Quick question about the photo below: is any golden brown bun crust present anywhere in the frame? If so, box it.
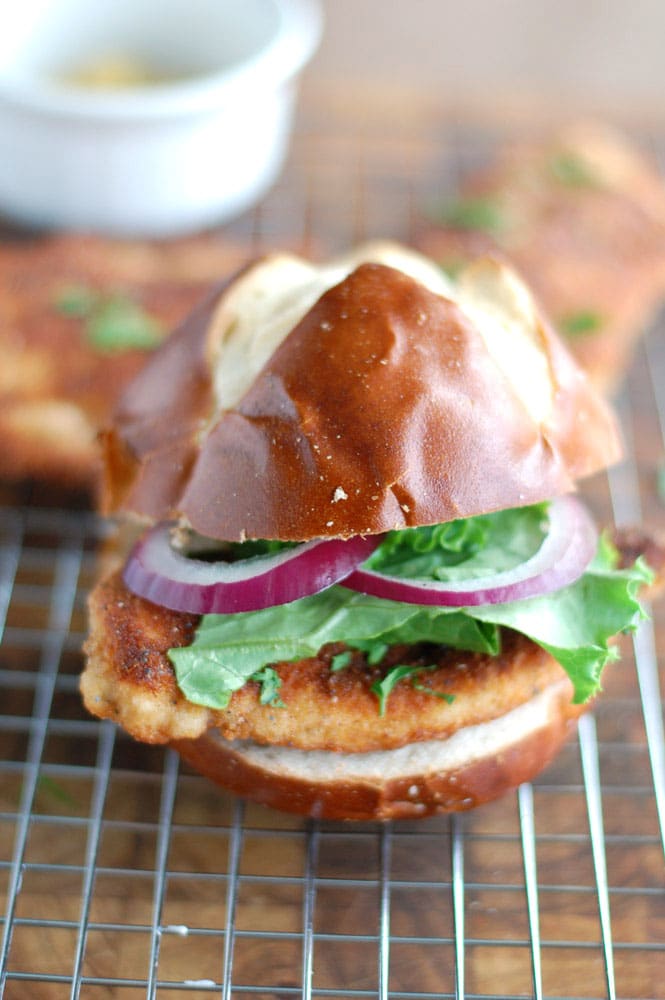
[417,124,665,393]
[172,691,582,820]
[103,258,620,541]
[0,233,244,491]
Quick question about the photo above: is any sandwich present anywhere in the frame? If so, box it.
[0,232,243,491]
[417,122,665,392]
[82,241,654,820]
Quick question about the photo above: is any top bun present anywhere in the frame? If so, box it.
[102,242,621,541]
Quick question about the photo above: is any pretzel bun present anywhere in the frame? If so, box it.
[171,678,584,820]
[101,242,620,541]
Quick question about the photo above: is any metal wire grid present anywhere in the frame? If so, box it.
[1,114,664,999]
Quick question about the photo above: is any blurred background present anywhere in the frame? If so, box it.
[2,0,662,236]
[309,0,665,118]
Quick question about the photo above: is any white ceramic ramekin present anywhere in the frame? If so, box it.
[0,0,322,235]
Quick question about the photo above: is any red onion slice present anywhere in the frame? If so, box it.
[343,495,597,607]
[123,526,381,614]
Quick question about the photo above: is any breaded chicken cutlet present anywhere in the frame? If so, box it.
[0,233,244,491]
[417,122,665,392]
[83,242,656,821]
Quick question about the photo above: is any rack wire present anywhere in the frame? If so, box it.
[1,98,664,999]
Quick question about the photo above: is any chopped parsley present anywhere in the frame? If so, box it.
[36,775,79,808]
[365,642,389,665]
[559,310,603,338]
[370,664,455,716]
[55,285,98,317]
[332,642,457,713]
[330,650,353,672]
[412,681,456,704]
[371,664,427,715]
[439,258,466,281]
[54,285,163,352]
[251,666,285,708]
[437,195,505,235]
[548,152,600,188]
[86,296,163,351]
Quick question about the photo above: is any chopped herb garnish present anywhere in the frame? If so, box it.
[366,642,389,666]
[86,296,163,351]
[548,152,600,188]
[54,284,98,317]
[437,196,505,235]
[54,286,163,353]
[251,666,285,708]
[411,681,456,704]
[36,775,79,808]
[349,639,392,667]
[371,664,426,716]
[559,310,603,338]
[439,258,465,281]
[371,663,454,715]
[330,650,353,672]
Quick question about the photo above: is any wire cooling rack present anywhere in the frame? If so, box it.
[1,98,665,999]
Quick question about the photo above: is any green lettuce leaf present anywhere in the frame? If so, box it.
[470,536,651,702]
[169,587,498,709]
[367,503,548,580]
[168,509,650,712]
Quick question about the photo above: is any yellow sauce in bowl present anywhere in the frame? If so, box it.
[56,55,182,89]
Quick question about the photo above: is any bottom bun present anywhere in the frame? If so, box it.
[172,677,585,820]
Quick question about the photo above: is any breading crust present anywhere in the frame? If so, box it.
[82,569,571,752]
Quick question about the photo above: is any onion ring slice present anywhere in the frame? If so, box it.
[123,526,381,614]
[343,495,597,607]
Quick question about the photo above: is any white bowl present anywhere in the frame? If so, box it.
[0,0,322,235]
